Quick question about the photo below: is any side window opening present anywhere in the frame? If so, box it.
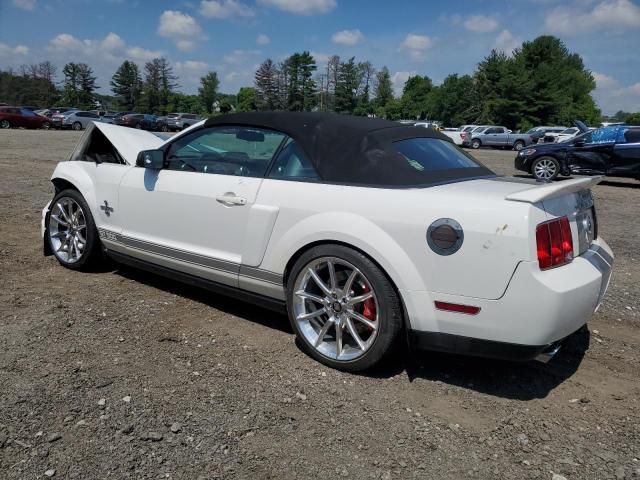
[165,126,286,177]
[268,139,319,181]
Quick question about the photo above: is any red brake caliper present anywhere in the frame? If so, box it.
[360,284,376,327]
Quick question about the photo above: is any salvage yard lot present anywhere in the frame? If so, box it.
[0,129,638,480]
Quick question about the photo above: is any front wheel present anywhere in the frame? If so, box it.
[72,122,82,131]
[47,189,103,270]
[471,139,481,149]
[286,245,402,372]
[0,119,11,129]
[532,156,560,182]
[42,121,51,130]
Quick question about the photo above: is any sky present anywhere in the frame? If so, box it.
[0,0,639,114]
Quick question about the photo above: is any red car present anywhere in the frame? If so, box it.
[0,107,51,129]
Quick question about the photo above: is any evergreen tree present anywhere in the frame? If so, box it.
[110,60,142,111]
[61,62,97,108]
[198,71,219,114]
[373,66,393,109]
[254,59,280,110]
[283,51,316,111]
[334,57,359,113]
[142,58,178,114]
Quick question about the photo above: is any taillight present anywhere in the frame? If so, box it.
[460,132,466,139]
[536,216,573,270]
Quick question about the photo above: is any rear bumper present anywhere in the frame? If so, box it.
[402,238,613,354]
[410,330,568,361]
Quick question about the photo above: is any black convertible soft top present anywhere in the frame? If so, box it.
[204,112,494,187]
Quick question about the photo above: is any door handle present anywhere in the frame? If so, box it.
[216,192,247,206]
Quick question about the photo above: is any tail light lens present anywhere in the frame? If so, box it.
[460,132,466,139]
[536,216,573,270]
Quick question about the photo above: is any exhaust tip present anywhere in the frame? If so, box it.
[535,343,562,363]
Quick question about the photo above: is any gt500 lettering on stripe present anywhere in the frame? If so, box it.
[98,228,120,242]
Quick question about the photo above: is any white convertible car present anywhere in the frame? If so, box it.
[42,113,613,371]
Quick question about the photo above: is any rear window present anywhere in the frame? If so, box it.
[183,114,197,119]
[393,138,484,173]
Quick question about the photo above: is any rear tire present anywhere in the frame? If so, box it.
[72,122,82,131]
[47,189,103,271]
[513,140,525,151]
[532,156,560,182]
[286,244,402,372]
[0,119,11,129]
[471,139,481,149]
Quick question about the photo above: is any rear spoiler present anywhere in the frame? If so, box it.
[505,176,603,203]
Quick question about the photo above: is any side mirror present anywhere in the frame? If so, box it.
[136,149,164,169]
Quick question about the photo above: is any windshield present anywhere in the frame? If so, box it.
[561,128,577,134]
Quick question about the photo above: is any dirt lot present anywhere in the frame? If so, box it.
[1,129,639,480]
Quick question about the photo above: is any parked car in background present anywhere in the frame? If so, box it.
[466,126,534,150]
[51,108,80,128]
[458,124,478,133]
[0,106,51,129]
[166,113,202,131]
[515,125,640,181]
[526,126,567,144]
[114,113,164,131]
[61,111,103,130]
[554,127,581,143]
[42,112,612,371]
[441,129,466,145]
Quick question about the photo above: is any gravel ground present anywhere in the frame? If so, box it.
[0,129,639,480]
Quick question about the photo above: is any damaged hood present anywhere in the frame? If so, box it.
[92,122,166,165]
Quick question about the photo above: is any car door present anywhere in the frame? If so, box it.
[117,125,287,288]
[20,108,39,128]
[609,128,640,177]
[483,127,501,146]
[567,131,612,174]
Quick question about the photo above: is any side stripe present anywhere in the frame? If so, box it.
[99,228,283,285]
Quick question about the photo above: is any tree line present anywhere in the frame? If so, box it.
[252,36,605,130]
[1,35,637,128]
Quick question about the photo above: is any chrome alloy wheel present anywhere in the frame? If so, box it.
[49,197,87,264]
[293,257,379,362]
[534,158,557,180]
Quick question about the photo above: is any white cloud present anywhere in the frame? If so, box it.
[391,70,415,95]
[593,71,618,89]
[12,0,36,10]
[126,46,162,63]
[101,32,125,51]
[400,34,432,50]
[592,73,640,114]
[257,0,336,15]
[464,15,499,33]
[256,33,270,45]
[399,34,433,62]
[48,32,161,65]
[0,42,29,57]
[331,29,364,46]
[310,51,331,64]
[199,0,255,19]
[175,60,210,78]
[494,29,521,55]
[157,10,204,51]
[223,49,261,65]
[545,0,640,35]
